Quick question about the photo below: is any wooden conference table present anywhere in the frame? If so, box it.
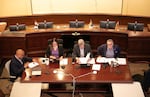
[21,58,132,93]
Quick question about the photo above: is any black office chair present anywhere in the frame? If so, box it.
[48,38,63,47]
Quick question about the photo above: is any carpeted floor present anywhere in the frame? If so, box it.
[0,62,149,97]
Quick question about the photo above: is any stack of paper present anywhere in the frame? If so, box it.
[96,57,126,65]
[59,58,68,65]
[116,58,126,65]
[28,62,39,68]
[31,66,42,76]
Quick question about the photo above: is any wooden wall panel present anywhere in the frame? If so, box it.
[0,37,25,58]
[26,32,61,57]
[0,14,150,27]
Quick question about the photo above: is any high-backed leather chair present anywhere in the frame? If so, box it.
[48,38,63,47]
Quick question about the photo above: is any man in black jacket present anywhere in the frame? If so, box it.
[10,49,32,81]
[72,39,93,63]
[97,39,120,58]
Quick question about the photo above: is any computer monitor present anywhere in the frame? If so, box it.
[9,24,26,31]
[127,23,135,31]
[108,21,116,29]
[38,22,53,29]
[18,24,26,30]
[38,22,45,29]
[9,25,18,31]
[69,21,84,28]
[136,23,144,31]
[46,22,53,28]
[100,21,116,29]
[77,21,84,28]
[100,21,108,28]
[128,23,144,31]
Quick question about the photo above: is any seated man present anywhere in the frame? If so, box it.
[97,39,120,58]
[72,39,93,63]
[10,49,33,81]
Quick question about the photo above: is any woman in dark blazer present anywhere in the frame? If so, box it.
[46,39,63,60]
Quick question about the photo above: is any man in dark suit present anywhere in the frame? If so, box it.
[10,49,32,81]
[97,39,120,58]
[72,39,93,63]
[143,68,150,92]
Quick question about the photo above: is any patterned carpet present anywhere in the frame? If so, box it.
[0,62,149,97]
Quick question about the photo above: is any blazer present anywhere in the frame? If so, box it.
[46,45,63,58]
[97,44,120,58]
[10,56,32,80]
[72,43,93,59]
[143,69,150,92]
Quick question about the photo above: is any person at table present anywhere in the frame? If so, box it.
[72,39,93,63]
[10,49,33,81]
[45,38,63,60]
[97,39,120,58]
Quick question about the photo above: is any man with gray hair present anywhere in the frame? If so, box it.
[72,39,92,62]
[97,39,120,58]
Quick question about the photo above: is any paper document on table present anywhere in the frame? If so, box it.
[31,66,42,76]
[85,52,90,59]
[32,71,41,76]
[87,58,95,64]
[92,64,101,71]
[79,57,88,64]
[59,58,68,65]
[28,62,39,68]
[96,57,116,63]
[79,53,91,64]
[107,58,116,64]
[116,58,126,65]
[96,57,107,63]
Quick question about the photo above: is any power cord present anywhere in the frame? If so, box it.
[54,70,97,97]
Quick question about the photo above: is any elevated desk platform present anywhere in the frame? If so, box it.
[0,24,150,62]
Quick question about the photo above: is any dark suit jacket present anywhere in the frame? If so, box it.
[10,56,32,80]
[46,45,63,58]
[143,69,150,92]
[72,43,93,59]
[97,44,120,58]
